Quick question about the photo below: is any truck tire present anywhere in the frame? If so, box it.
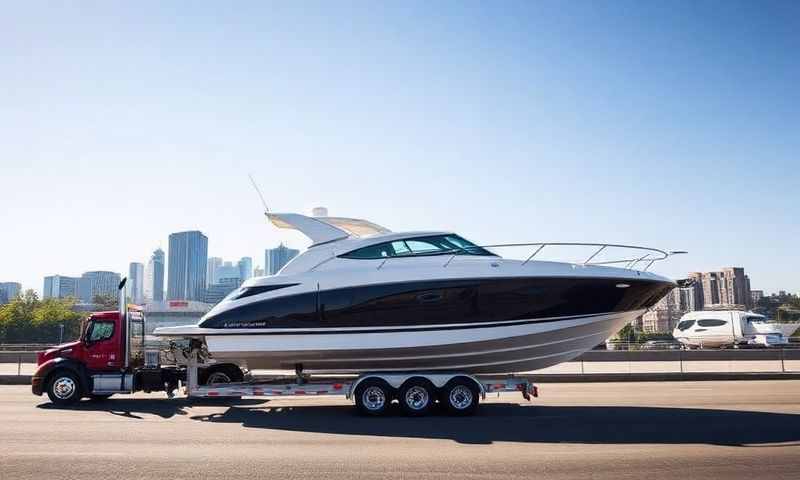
[354,378,393,416]
[46,370,82,406]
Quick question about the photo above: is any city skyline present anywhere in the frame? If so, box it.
[1,3,798,295]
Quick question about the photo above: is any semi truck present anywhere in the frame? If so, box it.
[32,280,537,416]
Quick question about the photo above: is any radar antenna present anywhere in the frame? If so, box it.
[248,173,270,215]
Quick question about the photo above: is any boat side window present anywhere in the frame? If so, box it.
[340,235,497,260]
[676,320,695,331]
[697,319,727,327]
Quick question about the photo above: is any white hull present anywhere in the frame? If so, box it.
[204,310,643,374]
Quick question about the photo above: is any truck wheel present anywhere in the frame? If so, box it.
[441,378,479,416]
[354,378,393,416]
[47,371,82,406]
[399,378,435,416]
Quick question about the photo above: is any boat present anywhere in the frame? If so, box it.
[155,212,677,374]
[673,310,800,348]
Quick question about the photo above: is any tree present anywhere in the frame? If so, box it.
[92,294,118,310]
[0,291,88,344]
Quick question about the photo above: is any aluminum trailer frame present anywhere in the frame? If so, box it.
[183,351,538,405]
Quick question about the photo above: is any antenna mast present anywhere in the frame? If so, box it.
[248,173,270,214]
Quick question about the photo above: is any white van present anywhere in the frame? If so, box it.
[672,310,799,348]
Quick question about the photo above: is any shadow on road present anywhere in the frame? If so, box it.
[190,403,800,446]
[37,399,800,446]
[36,397,266,419]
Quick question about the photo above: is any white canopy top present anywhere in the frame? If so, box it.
[266,213,391,246]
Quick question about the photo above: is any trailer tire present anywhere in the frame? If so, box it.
[200,364,244,385]
[398,378,435,417]
[354,378,393,416]
[46,370,82,406]
[441,377,480,416]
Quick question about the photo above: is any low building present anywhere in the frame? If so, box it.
[143,300,213,334]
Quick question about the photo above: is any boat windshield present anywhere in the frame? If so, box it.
[340,234,497,259]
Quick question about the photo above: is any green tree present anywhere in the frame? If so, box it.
[92,294,118,310]
[0,291,89,344]
[0,290,39,343]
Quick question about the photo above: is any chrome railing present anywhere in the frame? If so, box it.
[442,242,685,271]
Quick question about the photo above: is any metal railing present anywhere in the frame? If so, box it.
[441,242,684,271]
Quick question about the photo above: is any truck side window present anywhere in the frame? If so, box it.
[88,321,115,342]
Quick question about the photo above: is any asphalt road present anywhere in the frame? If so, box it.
[2,380,800,479]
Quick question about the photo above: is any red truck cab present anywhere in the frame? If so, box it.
[31,308,155,404]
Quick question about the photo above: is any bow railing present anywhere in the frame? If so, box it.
[440,242,685,271]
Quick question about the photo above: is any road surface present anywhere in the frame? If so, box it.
[2,380,800,479]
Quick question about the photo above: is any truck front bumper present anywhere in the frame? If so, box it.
[31,376,44,396]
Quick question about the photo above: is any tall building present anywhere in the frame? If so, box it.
[167,231,208,301]
[206,257,222,286]
[751,290,765,304]
[718,267,751,308]
[215,261,240,282]
[43,275,79,299]
[701,272,721,306]
[145,248,165,302]
[253,265,265,277]
[237,257,253,281]
[128,262,144,304]
[265,243,300,275]
[0,282,22,303]
[204,277,243,305]
[78,271,121,303]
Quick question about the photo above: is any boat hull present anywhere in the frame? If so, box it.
[205,310,643,373]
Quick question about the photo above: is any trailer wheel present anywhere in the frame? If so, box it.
[46,370,82,406]
[398,378,435,416]
[441,377,480,416]
[200,364,244,385]
[354,378,392,416]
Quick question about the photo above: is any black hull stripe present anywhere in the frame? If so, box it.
[200,311,633,336]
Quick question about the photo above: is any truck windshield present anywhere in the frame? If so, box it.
[87,321,114,342]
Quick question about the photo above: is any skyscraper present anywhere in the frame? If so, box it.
[215,261,241,282]
[128,262,144,304]
[167,231,208,301]
[206,257,222,287]
[238,257,253,281]
[265,243,300,275]
[78,271,121,303]
[145,248,165,302]
[0,282,21,303]
[43,275,79,299]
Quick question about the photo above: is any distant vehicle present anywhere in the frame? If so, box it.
[640,340,682,350]
[673,310,800,349]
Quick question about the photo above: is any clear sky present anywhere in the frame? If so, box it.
[1,1,798,295]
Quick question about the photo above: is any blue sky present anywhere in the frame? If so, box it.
[1,1,798,295]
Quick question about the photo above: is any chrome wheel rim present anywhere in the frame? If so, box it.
[449,385,473,410]
[53,377,76,399]
[362,386,386,411]
[206,372,232,385]
[404,386,429,410]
